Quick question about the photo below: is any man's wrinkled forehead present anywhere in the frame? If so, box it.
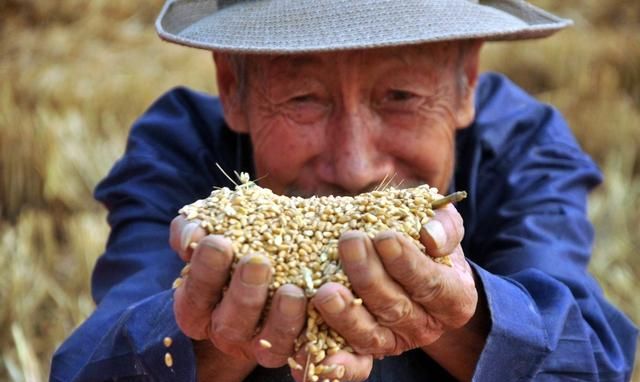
[257,42,461,72]
[265,54,323,71]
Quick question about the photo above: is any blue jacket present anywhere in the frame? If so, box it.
[51,73,637,381]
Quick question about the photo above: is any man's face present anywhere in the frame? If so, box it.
[218,42,480,196]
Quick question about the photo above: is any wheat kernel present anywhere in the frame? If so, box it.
[171,277,183,289]
[180,263,191,277]
[308,363,316,378]
[259,339,272,349]
[164,352,173,368]
[288,357,303,371]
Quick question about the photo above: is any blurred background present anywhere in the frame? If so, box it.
[0,0,638,380]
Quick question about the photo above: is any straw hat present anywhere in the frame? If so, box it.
[156,0,571,53]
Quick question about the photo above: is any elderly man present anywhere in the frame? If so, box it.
[51,1,637,381]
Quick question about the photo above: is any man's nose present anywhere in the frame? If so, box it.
[319,110,393,194]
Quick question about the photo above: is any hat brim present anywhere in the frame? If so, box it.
[156,0,572,53]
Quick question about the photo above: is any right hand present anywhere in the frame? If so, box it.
[169,215,308,382]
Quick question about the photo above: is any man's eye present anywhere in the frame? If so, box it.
[385,90,416,102]
[289,94,316,103]
[283,94,328,124]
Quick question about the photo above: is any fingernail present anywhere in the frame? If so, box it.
[374,232,402,261]
[319,293,345,314]
[423,220,446,249]
[339,233,366,264]
[336,364,345,378]
[181,222,199,251]
[279,291,305,316]
[241,255,270,285]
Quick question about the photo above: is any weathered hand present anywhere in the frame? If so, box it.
[169,216,308,381]
[311,204,480,369]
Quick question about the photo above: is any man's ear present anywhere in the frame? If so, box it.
[454,40,484,129]
[213,52,249,133]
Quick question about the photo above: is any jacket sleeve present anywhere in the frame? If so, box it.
[465,76,637,381]
[50,88,229,381]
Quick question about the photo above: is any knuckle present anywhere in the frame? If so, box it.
[210,322,250,346]
[182,271,221,313]
[326,313,357,338]
[183,280,215,310]
[351,272,379,294]
[272,322,302,338]
[410,274,446,305]
[173,307,206,340]
[423,313,445,333]
[324,313,360,343]
[394,257,421,286]
[384,339,406,356]
[235,294,266,311]
[353,330,389,354]
[391,316,437,350]
[374,298,413,327]
[173,287,215,340]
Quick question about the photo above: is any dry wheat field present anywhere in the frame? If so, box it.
[0,0,638,380]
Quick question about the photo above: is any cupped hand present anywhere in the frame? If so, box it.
[311,204,480,370]
[169,216,308,381]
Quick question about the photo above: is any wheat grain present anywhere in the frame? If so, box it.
[175,173,463,381]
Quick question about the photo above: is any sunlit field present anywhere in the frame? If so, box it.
[0,1,638,380]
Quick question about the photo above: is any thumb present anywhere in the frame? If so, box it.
[420,203,464,257]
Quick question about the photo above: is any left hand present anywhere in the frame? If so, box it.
[310,204,479,377]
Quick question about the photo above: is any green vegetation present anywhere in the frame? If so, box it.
[0,1,637,380]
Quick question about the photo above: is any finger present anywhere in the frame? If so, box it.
[253,284,307,367]
[319,350,373,382]
[174,235,234,340]
[290,349,373,382]
[209,254,272,358]
[375,233,476,329]
[420,203,464,257]
[312,282,396,356]
[339,231,427,338]
[169,215,207,261]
